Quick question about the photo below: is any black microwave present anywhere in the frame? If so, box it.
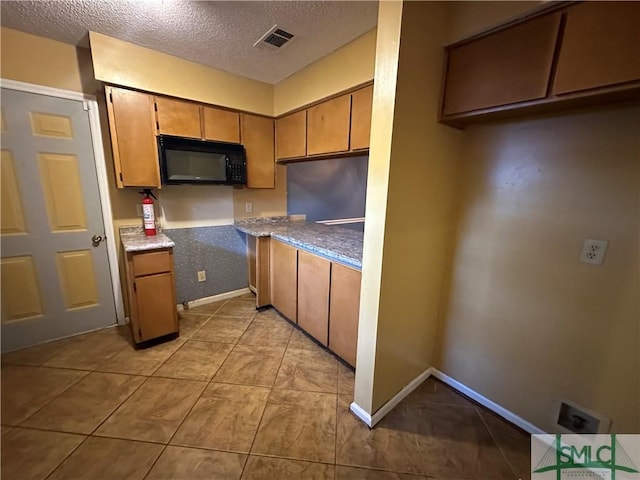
[158,135,247,185]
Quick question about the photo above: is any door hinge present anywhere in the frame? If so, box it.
[82,100,90,111]
[109,92,113,103]
[156,121,160,131]
[133,282,137,293]
[119,172,123,182]
[154,103,158,112]
[138,328,142,338]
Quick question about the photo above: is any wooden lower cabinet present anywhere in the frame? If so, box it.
[297,251,330,346]
[266,239,361,365]
[269,240,298,321]
[329,263,361,367]
[247,235,271,308]
[125,248,178,345]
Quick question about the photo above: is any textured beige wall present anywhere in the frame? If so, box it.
[437,104,640,432]
[0,27,140,226]
[446,1,542,43]
[273,29,376,116]
[89,31,287,222]
[354,1,463,413]
[1,27,96,94]
[434,0,640,434]
[89,32,273,116]
[353,2,402,414]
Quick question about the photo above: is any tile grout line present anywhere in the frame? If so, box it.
[239,318,292,478]
[476,406,520,479]
[141,377,211,480]
[88,374,153,437]
[144,299,249,479]
[42,432,92,480]
[13,369,91,428]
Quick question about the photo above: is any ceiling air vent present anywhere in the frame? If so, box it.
[254,25,295,52]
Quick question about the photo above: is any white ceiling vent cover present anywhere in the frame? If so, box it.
[254,25,296,52]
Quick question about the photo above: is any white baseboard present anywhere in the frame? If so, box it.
[177,288,251,311]
[350,366,542,434]
[430,368,544,434]
[350,367,434,428]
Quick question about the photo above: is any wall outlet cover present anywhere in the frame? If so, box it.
[579,238,608,265]
[197,270,206,282]
[245,202,253,213]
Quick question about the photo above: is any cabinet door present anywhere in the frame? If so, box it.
[276,111,306,160]
[307,94,351,156]
[270,240,297,321]
[106,86,159,188]
[203,106,240,143]
[297,251,330,346]
[241,114,275,188]
[350,85,373,151]
[442,13,561,115]
[134,272,177,342]
[552,2,640,95]
[329,263,361,366]
[155,97,202,138]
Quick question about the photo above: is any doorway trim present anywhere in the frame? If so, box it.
[1,78,125,324]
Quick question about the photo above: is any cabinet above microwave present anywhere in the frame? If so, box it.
[105,85,275,189]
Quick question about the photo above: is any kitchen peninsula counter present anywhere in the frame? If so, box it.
[235,217,363,270]
[236,217,362,366]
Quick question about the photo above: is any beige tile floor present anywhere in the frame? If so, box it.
[1,294,531,480]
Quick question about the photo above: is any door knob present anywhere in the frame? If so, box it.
[91,234,104,247]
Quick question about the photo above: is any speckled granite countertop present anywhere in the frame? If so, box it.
[235,217,363,270]
[120,226,175,252]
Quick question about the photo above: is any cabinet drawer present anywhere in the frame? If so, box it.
[132,250,172,277]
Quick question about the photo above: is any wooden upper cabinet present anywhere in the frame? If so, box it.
[307,94,351,155]
[106,86,160,188]
[155,97,202,138]
[203,106,240,143]
[552,2,640,96]
[297,251,330,346]
[442,13,562,116]
[241,114,275,189]
[350,85,373,151]
[276,110,306,160]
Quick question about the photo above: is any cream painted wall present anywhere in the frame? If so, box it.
[89,31,286,224]
[433,0,640,434]
[0,27,141,225]
[354,1,462,413]
[273,29,376,116]
[446,1,542,43]
[1,27,96,94]
[353,2,402,414]
[89,32,273,116]
[437,105,640,432]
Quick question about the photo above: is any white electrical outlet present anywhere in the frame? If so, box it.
[197,270,206,282]
[580,239,608,265]
[245,202,253,213]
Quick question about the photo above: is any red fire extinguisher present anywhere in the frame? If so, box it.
[139,189,157,236]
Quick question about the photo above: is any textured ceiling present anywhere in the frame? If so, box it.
[0,0,378,84]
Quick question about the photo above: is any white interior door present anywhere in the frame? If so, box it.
[1,87,116,352]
